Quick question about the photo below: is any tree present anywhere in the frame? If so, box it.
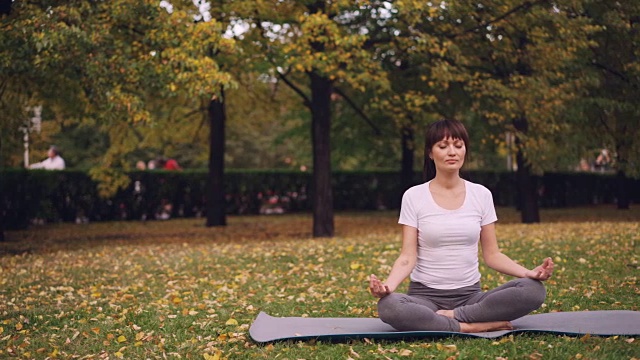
[206,90,226,226]
[1,0,233,195]
[243,0,389,237]
[578,1,640,209]
[442,1,594,222]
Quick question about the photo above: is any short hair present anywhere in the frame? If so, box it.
[49,146,59,156]
[423,119,470,181]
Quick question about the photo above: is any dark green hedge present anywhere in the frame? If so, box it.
[1,169,636,230]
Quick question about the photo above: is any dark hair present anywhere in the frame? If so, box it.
[422,119,470,181]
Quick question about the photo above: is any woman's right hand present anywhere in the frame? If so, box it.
[369,274,391,298]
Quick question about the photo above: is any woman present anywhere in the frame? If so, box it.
[369,119,554,333]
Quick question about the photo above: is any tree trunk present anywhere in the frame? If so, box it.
[614,118,631,210]
[0,136,3,241]
[206,90,226,227]
[0,201,5,241]
[616,169,630,210]
[515,148,540,223]
[513,116,540,223]
[400,126,415,191]
[0,0,11,15]
[309,71,334,237]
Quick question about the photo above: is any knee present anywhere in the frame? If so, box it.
[521,278,547,308]
[377,294,403,324]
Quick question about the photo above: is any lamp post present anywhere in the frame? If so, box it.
[22,105,42,168]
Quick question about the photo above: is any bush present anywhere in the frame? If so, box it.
[1,168,637,230]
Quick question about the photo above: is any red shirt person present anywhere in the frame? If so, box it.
[163,158,182,171]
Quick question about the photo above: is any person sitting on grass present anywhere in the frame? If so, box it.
[369,119,554,333]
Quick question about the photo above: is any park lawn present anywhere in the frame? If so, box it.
[0,206,638,360]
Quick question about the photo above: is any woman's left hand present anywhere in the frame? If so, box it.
[369,274,392,298]
[525,257,554,281]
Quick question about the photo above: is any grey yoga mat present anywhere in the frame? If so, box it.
[249,310,640,343]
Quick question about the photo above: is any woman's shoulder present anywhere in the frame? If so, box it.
[401,182,430,203]
[404,182,430,195]
[464,180,492,195]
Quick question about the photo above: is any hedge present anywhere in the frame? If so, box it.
[1,169,636,230]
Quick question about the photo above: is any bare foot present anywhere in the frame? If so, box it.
[436,309,454,319]
[459,321,513,333]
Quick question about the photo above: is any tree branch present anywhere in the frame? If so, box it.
[333,87,381,136]
[592,61,629,83]
[274,66,312,109]
[254,18,311,108]
[597,111,613,138]
[453,0,549,38]
[192,97,209,143]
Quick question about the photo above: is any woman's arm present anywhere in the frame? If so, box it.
[370,225,418,297]
[480,223,554,280]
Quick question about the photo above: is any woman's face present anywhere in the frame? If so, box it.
[430,136,466,173]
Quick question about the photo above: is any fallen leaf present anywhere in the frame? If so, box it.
[349,346,361,358]
[399,349,413,356]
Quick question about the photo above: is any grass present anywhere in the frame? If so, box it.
[1,205,639,359]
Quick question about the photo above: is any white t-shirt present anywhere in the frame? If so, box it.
[29,155,66,170]
[398,180,497,290]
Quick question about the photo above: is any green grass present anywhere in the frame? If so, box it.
[1,206,639,359]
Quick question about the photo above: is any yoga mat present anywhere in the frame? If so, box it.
[249,310,640,343]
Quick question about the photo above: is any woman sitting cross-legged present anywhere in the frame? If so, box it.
[369,119,554,333]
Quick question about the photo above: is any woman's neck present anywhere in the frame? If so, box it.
[431,173,463,190]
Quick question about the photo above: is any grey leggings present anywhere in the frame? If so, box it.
[377,278,546,332]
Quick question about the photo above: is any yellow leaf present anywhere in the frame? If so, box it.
[225,318,238,326]
[436,343,457,352]
[15,322,23,331]
[203,350,222,360]
[117,335,127,343]
[399,349,412,356]
[444,344,457,351]
[115,351,124,358]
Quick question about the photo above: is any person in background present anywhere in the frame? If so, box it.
[369,119,554,333]
[29,145,66,170]
[594,148,611,172]
[162,157,182,171]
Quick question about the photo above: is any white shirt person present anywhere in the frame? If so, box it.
[29,146,66,170]
[369,119,554,333]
